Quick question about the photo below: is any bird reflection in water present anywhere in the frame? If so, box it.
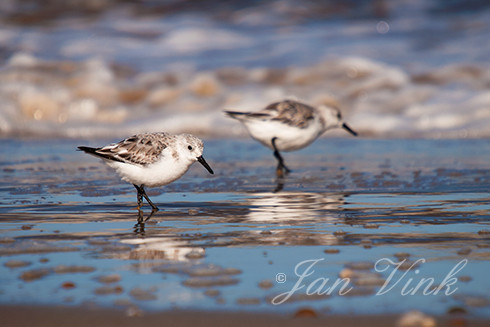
[245,191,345,223]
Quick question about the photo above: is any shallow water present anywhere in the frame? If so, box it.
[0,138,489,316]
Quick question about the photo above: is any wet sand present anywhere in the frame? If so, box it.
[0,137,489,322]
[1,305,489,327]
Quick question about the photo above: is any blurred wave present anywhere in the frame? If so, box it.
[0,0,489,138]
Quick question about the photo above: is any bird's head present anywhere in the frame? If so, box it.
[317,105,358,136]
[180,134,214,174]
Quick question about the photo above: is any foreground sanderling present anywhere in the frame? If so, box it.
[225,99,357,177]
[78,132,214,213]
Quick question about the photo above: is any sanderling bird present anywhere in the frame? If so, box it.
[225,99,357,177]
[78,132,214,213]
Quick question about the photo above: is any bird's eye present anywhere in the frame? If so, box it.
[337,112,342,119]
[188,145,193,150]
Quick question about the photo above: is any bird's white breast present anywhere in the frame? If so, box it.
[106,154,194,188]
[243,119,324,151]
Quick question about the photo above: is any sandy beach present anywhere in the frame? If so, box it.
[1,305,489,327]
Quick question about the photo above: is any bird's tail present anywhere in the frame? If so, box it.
[224,110,269,120]
[78,146,125,163]
[224,110,246,119]
[77,146,108,160]
[77,146,98,154]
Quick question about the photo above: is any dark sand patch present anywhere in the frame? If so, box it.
[1,305,489,327]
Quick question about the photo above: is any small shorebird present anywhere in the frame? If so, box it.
[225,99,357,177]
[78,132,214,215]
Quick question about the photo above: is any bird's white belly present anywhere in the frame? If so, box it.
[106,159,191,187]
[244,120,321,151]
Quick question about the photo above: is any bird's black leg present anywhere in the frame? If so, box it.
[135,206,157,232]
[133,184,158,226]
[139,185,159,212]
[134,184,144,210]
[134,184,159,211]
[271,137,291,178]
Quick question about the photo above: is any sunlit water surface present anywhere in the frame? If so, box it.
[0,138,489,316]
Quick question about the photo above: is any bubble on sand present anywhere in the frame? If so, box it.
[4,260,31,269]
[457,248,472,255]
[396,311,436,327]
[154,263,241,278]
[183,276,240,288]
[125,306,145,317]
[236,297,261,305]
[96,274,121,284]
[95,285,124,295]
[394,252,411,260]
[20,268,51,282]
[293,308,318,318]
[204,289,221,297]
[397,260,422,271]
[258,280,274,290]
[458,276,472,283]
[352,274,386,287]
[456,295,489,308]
[130,287,158,301]
[54,265,96,274]
[61,281,76,289]
[345,262,373,271]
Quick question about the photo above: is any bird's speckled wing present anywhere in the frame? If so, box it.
[226,100,316,129]
[95,133,168,166]
[264,100,315,128]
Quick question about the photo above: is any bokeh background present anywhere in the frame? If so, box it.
[0,0,489,139]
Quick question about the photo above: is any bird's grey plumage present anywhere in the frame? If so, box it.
[81,132,170,166]
[226,100,317,129]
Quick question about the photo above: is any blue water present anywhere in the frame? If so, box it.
[0,138,489,316]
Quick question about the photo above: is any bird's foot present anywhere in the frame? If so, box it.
[276,166,284,179]
[276,164,291,178]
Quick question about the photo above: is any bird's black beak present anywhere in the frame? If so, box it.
[342,123,358,137]
[197,156,214,174]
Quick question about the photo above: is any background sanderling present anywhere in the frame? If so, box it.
[225,99,357,177]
